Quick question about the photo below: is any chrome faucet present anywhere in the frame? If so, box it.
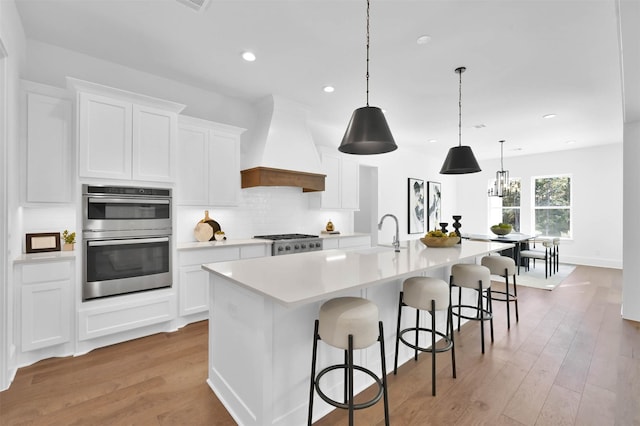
[378,214,400,252]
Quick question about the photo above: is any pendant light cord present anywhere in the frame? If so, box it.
[500,140,504,171]
[365,0,370,107]
[458,68,462,147]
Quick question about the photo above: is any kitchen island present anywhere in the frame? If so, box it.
[202,239,512,425]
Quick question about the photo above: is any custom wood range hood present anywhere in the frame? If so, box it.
[241,167,325,192]
[241,95,326,192]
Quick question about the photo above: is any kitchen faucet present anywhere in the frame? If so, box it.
[378,214,400,252]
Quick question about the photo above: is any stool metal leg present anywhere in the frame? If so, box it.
[393,291,404,375]
[504,267,511,329]
[378,321,390,426]
[430,299,436,396]
[414,308,420,361]
[449,303,456,379]
[348,334,354,426]
[308,320,320,426]
[488,287,494,343]
[513,273,519,322]
[478,280,485,354]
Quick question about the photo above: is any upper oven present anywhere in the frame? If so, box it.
[82,184,171,237]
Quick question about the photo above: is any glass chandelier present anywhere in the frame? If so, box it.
[488,140,510,197]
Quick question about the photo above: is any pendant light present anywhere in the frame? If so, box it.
[488,140,510,197]
[338,0,397,155]
[439,66,481,174]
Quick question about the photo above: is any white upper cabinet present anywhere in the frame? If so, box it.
[68,77,185,183]
[313,148,360,210]
[176,116,245,206]
[21,81,73,204]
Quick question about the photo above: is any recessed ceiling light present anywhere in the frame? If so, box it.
[543,113,557,119]
[566,140,576,145]
[428,139,437,143]
[241,51,256,62]
[416,35,431,45]
[322,85,335,93]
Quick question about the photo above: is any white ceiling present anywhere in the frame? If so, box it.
[14,0,625,161]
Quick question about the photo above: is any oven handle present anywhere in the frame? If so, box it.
[88,237,170,247]
[88,197,170,205]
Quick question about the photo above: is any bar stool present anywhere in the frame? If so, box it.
[308,297,390,426]
[450,264,494,354]
[393,276,456,396]
[481,256,519,329]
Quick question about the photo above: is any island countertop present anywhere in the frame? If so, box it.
[202,239,513,308]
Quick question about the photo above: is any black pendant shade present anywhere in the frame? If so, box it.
[439,145,482,174]
[339,106,398,155]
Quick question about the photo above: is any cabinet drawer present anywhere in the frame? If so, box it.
[240,244,270,259]
[21,261,72,284]
[179,246,240,266]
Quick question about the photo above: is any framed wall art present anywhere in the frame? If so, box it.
[25,232,61,253]
[408,178,425,234]
[427,181,442,231]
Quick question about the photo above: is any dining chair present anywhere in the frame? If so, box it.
[518,238,552,278]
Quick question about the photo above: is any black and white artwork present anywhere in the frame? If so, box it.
[427,181,441,231]
[408,178,425,234]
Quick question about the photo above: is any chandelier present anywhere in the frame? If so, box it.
[488,140,510,197]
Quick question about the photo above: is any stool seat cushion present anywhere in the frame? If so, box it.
[481,255,516,276]
[451,264,491,289]
[403,277,450,311]
[319,297,379,350]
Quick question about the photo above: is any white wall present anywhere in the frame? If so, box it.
[623,121,640,321]
[457,144,623,268]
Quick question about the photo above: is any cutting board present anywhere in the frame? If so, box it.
[194,210,221,242]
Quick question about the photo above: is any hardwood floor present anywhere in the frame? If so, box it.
[1,265,638,425]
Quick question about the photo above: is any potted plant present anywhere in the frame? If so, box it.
[62,230,76,251]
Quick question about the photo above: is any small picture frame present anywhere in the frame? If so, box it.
[427,181,442,231]
[408,178,425,234]
[26,232,61,253]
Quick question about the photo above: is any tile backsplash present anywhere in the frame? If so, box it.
[176,186,352,242]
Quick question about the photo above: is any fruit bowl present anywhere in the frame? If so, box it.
[420,236,460,248]
[490,224,512,236]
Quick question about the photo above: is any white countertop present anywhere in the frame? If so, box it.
[177,239,272,250]
[14,250,77,264]
[202,239,513,307]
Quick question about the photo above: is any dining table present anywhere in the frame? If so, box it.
[462,232,536,267]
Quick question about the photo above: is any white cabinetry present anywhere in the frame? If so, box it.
[68,77,185,183]
[21,81,73,204]
[177,243,270,321]
[322,234,371,250]
[314,149,359,210]
[176,116,245,206]
[15,257,74,362]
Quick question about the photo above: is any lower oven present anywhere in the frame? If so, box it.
[83,232,172,301]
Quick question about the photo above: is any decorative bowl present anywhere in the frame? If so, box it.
[490,225,512,236]
[420,236,460,248]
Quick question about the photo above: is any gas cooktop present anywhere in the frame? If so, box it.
[253,234,319,240]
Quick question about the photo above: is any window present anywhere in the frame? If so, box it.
[533,175,571,238]
[502,179,521,232]
[488,178,521,232]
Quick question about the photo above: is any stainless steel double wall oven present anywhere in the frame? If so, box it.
[82,185,172,301]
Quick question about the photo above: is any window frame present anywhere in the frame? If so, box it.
[531,173,573,239]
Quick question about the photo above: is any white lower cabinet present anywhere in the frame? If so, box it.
[177,243,270,319]
[15,258,74,364]
[322,235,371,250]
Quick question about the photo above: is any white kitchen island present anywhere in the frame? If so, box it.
[202,239,512,425]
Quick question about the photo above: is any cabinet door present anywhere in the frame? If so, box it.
[209,130,240,206]
[179,266,210,316]
[320,153,341,209]
[176,124,210,205]
[21,280,72,351]
[78,92,132,179]
[341,157,359,210]
[133,105,176,182]
[24,91,72,203]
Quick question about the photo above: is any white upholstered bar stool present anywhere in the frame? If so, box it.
[450,264,494,354]
[308,297,390,426]
[393,277,456,396]
[481,256,519,329]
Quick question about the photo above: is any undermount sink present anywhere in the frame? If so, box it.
[352,245,406,255]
